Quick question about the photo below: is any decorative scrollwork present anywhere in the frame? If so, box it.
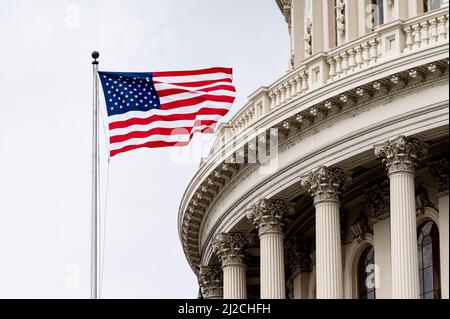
[375,136,424,175]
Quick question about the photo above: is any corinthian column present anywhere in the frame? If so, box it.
[301,166,347,299]
[247,199,295,299]
[212,233,253,299]
[198,265,223,299]
[430,158,449,299]
[375,136,424,299]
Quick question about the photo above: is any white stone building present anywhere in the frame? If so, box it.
[178,0,449,299]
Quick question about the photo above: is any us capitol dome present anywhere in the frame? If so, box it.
[178,0,449,299]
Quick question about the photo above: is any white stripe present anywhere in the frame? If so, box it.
[108,101,231,123]
[159,90,236,105]
[153,72,232,84]
[109,124,216,151]
[110,114,224,136]
[154,81,235,91]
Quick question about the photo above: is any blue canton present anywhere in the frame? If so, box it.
[98,71,161,117]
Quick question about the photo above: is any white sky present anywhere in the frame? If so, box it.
[0,0,288,298]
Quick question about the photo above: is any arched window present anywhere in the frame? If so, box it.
[424,0,449,12]
[418,221,441,299]
[357,246,376,299]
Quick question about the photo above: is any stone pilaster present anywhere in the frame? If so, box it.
[375,136,424,299]
[430,158,449,196]
[285,239,312,299]
[365,180,390,223]
[212,232,253,299]
[247,199,295,299]
[198,265,223,299]
[301,166,348,299]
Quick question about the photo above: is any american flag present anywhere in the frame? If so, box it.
[98,67,236,157]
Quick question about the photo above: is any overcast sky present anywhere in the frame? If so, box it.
[0,0,288,298]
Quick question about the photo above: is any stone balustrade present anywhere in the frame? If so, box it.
[327,33,381,81]
[403,9,449,52]
[211,8,448,151]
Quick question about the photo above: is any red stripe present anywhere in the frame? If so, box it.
[153,77,232,87]
[110,127,214,157]
[110,120,218,144]
[152,67,232,78]
[157,85,236,98]
[161,95,235,110]
[109,107,229,130]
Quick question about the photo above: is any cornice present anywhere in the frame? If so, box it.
[178,48,449,271]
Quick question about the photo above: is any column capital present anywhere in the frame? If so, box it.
[247,199,295,235]
[375,136,424,175]
[429,158,449,195]
[301,166,349,204]
[285,239,312,277]
[212,232,254,267]
[197,265,223,299]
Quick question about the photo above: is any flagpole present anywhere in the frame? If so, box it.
[91,51,100,299]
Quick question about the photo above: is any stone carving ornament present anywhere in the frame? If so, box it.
[301,166,349,204]
[375,136,424,175]
[247,199,295,235]
[212,232,254,267]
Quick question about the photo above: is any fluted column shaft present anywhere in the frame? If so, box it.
[260,231,285,298]
[212,232,253,300]
[375,136,424,299]
[223,263,247,299]
[389,171,420,298]
[248,199,295,299]
[301,166,348,299]
[315,201,344,298]
[430,159,449,299]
